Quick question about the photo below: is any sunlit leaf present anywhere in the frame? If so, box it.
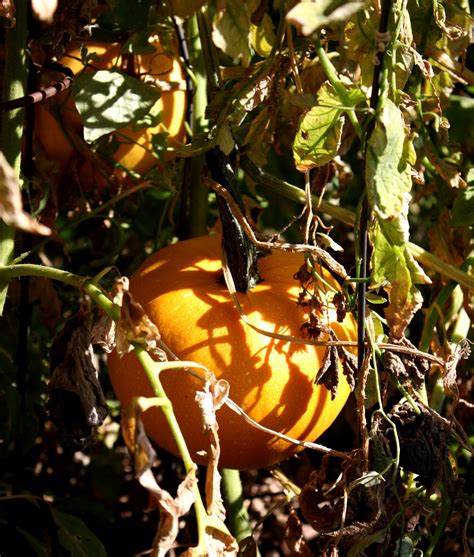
[250,12,275,57]
[212,0,252,66]
[366,98,412,226]
[73,70,161,142]
[286,0,365,36]
[293,82,365,171]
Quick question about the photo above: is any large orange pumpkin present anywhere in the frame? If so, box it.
[107,235,357,469]
[35,37,186,184]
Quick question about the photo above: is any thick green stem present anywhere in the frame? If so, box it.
[221,468,253,543]
[241,158,474,291]
[0,0,28,312]
[315,38,363,140]
[187,12,209,237]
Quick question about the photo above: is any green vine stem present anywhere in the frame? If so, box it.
[240,157,474,292]
[186,11,210,237]
[0,0,28,312]
[0,262,230,551]
[221,468,254,543]
[315,36,364,140]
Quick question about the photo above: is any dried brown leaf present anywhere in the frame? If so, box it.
[384,337,430,389]
[0,0,15,25]
[285,509,312,556]
[315,341,340,400]
[121,398,157,476]
[143,470,197,557]
[90,311,116,353]
[0,151,51,236]
[112,277,164,358]
[196,379,229,521]
[48,307,108,447]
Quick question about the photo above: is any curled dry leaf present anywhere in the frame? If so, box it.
[112,277,164,358]
[121,397,158,476]
[384,336,430,389]
[316,343,340,399]
[285,508,312,556]
[375,401,450,488]
[144,469,197,557]
[0,0,15,26]
[48,307,108,447]
[0,151,51,236]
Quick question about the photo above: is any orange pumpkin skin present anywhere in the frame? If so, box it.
[35,38,186,183]
[107,235,357,470]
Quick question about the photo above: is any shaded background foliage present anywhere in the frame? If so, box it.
[0,0,473,555]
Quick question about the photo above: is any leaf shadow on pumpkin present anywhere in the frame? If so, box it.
[108,235,353,469]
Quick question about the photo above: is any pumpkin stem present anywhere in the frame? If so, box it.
[206,147,260,292]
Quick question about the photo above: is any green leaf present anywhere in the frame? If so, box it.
[286,0,365,36]
[293,82,365,171]
[73,70,161,142]
[53,510,107,557]
[370,221,428,338]
[293,105,344,170]
[366,98,412,226]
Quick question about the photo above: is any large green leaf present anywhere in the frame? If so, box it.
[366,98,430,337]
[73,70,161,142]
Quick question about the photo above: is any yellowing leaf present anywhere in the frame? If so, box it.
[293,105,345,171]
[293,82,365,171]
[251,13,275,57]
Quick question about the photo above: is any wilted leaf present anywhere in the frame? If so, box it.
[293,105,344,171]
[285,508,312,556]
[48,308,108,447]
[293,82,365,171]
[433,2,467,40]
[112,277,163,357]
[141,469,197,557]
[315,343,339,399]
[286,0,365,36]
[366,98,412,225]
[370,221,428,338]
[121,397,158,475]
[73,70,161,142]
[0,151,51,236]
[212,0,252,66]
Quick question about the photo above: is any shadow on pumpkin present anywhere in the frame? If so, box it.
[108,235,354,469]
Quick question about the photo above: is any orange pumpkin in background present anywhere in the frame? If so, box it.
[107,235,357,470]
[35,37,187,186]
